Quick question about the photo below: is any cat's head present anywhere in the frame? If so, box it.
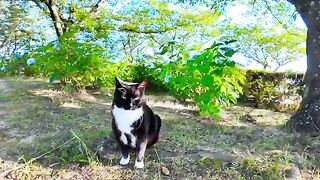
[113,77,148,110]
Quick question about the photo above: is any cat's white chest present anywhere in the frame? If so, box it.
[112,105,143,147]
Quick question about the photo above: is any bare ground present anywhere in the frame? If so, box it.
[0,77,319,180]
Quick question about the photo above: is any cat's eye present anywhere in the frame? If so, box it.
[118,88,127,99]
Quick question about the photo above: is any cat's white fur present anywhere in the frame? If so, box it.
[135,160,144,168]
[120,155,130,165]
[112,105,143,147]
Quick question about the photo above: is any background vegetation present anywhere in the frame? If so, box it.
[1,0,317,179]
[0,0,306,117]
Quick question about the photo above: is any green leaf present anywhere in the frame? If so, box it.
[214,69,223,76]
[224,49,236,57]
[199,63,210,73]
[210,42,224,49]
[201,75,214,87]
[159,46,169,55]
[225,39,237,44]
[227,61,236,67]
[202,93,211,104]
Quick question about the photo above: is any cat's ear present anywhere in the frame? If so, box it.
[137,80,148,92]
[115,77,123,87]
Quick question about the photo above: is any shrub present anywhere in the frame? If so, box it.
[29,39,136,90]
[131,62,169,92]
[155,41,245,117]
[0,55,41,77]
[240,70,304,112]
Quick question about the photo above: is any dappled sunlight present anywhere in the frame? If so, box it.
[31,89,64,101]
[60,102,82,109]
[148,99,197,111]
[220,106,291,127]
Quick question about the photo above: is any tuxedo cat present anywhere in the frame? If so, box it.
[111,77,161,169]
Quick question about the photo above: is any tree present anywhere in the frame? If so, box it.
[224,25,305,71]
[215,0,306,71]
[286,0,320,134]
[0,1,30,59]
[23,0,224,88]
[0,1,47,74]
[29,0,107,37]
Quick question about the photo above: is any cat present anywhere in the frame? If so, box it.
[111,77,161,169]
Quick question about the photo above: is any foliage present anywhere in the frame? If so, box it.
[132,63,169,91]
[0,1,48,71]
[242,70,283,109]
[156,41,245,117]
[0,0,307,113]
[30,37,134,90]
[240,69,304,111]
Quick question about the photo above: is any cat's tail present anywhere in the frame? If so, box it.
[154,114,161,132]
[147,114,161,148]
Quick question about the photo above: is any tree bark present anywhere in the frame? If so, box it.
[43,0,65,37]
[286,0,320,134]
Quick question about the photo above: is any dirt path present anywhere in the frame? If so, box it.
[0,79,7,91]
[0,78,11,158]
[0,78,9,129]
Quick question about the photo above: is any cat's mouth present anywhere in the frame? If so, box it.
[130,106,140,110]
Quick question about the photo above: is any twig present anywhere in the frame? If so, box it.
[154,148,162,165]
[149,35,161,45]
[0,137,76,178]
[154,148,162,178]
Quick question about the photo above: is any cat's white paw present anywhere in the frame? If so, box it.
[134,160,144,169]
[120,156,130,165]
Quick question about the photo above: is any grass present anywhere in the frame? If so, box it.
[0,77,319,179]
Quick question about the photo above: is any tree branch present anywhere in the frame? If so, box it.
[263,0,288,29]
[117,27,170,34]
[90,0,106,17]
[148,35,161,45]
[0,36,10,49]
[30,0,49,15]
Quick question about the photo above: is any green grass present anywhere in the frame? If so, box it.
[0,77,319,179]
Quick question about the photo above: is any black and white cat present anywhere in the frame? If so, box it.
[111,77,161,169]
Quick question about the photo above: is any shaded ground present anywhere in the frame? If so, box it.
[0,77,319,179]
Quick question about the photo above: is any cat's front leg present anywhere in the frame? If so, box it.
[119,145,130,166]
[134,139,147,169]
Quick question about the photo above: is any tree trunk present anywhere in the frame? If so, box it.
[286,0,320,134]
[33,0,106,38]
[43,0,65,37]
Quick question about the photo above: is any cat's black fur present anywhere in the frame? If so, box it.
[111,77,161,168]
